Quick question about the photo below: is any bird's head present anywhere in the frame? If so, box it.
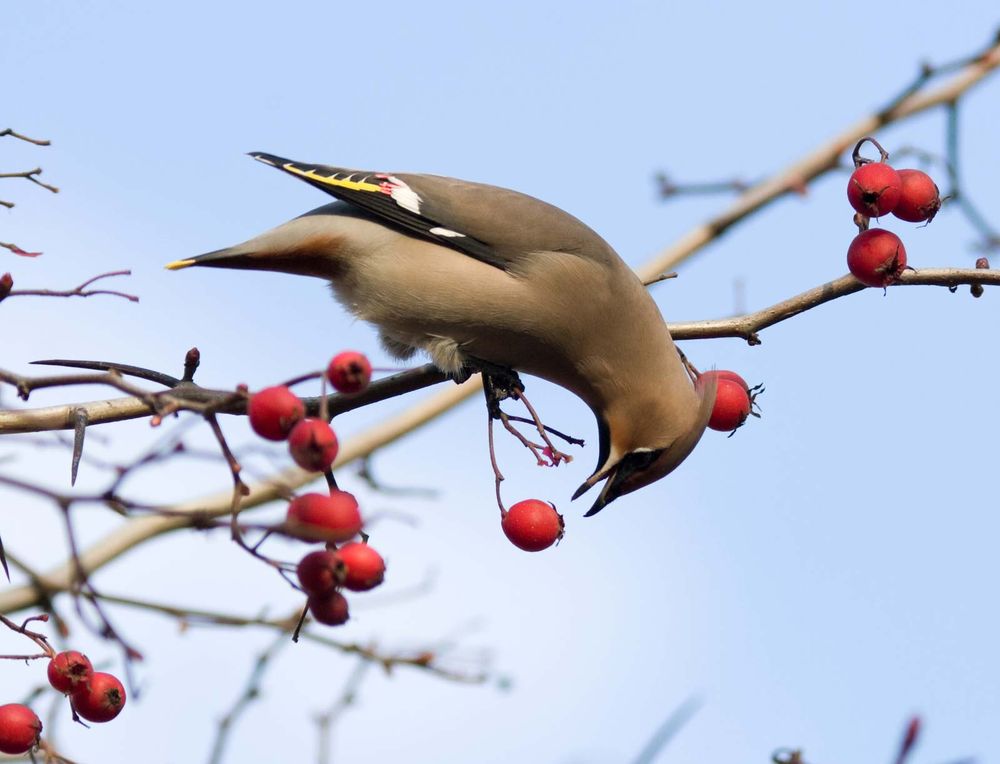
[572,373,716,516]
[165,204,356,280]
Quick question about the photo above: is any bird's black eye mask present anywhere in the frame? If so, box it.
[581,447,666,517]
[608,448,664,492]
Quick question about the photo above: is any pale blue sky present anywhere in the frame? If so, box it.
[3,2,1000,763]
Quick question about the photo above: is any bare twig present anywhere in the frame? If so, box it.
[655,172,753,198]
[0,128,51,146]
[944,103,1000,251]
[0,242,43,257]
[78,591,489,683]
[0,613,56,659]
[0,380,483,615]
[668,267,1000,345]
[630,696,702,764]
[316,659,372,764]
[0,167,59,194]
[642,31,1000,279]
[7,270,138,302]
[207,633,290,764]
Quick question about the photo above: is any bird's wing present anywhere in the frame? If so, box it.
[250,152,613,272]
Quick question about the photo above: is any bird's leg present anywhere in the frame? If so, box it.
[676,347,701,384]
[473,362,575,467]
[500,415,585,447]
[486,410,506,515]
[481,378,550,467]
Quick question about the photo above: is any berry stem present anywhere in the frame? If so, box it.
[852,136,891,167]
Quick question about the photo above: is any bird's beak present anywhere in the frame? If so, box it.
[165,246,258,271]
[572,450,660,517]
[580,469,621,517]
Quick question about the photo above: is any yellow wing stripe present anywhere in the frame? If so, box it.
[282,164,383,194]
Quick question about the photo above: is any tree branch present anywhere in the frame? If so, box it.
[0,129,51,146]
[669,267,999,344]
[639,32,1000,280]
[0,379,481,615]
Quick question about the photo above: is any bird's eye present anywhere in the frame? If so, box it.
[625,448,661,473]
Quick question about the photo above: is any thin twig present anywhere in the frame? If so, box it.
[207,633,290,764]
[630,696,702,764]
[668,267,1000,345]
[641,31,1000,279]
[8,270,138,302]
[0,167,59,194]
[316,659,372,764]
[0,129,51,146]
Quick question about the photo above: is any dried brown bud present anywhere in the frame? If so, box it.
[975,257,989,269]
[971,283,984,298]
[0,272,13,301]
[182,347,201,382]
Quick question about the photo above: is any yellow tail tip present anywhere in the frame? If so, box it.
[165,259,197,271]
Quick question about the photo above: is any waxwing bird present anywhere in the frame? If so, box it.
[167,153,715,515]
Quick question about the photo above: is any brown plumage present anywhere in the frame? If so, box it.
[167,153,715,515]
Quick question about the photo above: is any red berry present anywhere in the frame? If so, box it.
[847,229,907,288]
[287,418,339,471]
[708,378,752,432]
[296,549,345,595]
[699,369,749,394]
[287,491,362,541]
[892,169,941,223]
[308,590,350,626]
[501,499,564,552]
[338,542,386,591]
[47,650,93,694]
[327,351,372,394]
[0,704,42,755]
[71,672,126,723]
[847,162,901,217]
[248,386,305,441]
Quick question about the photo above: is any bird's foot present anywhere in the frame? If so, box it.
[474,364,581,468]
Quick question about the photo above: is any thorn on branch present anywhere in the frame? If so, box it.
[71,408,88,486]
[30,357,180,388]
[643,271,679,287]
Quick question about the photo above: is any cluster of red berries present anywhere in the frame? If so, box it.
[247,351,373,471]
[247,350,372,472]
[700,369,760,434]
[845,149,941,288]
[287,489,386,625]
[0,651,126,755]
[246,351,384,625]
